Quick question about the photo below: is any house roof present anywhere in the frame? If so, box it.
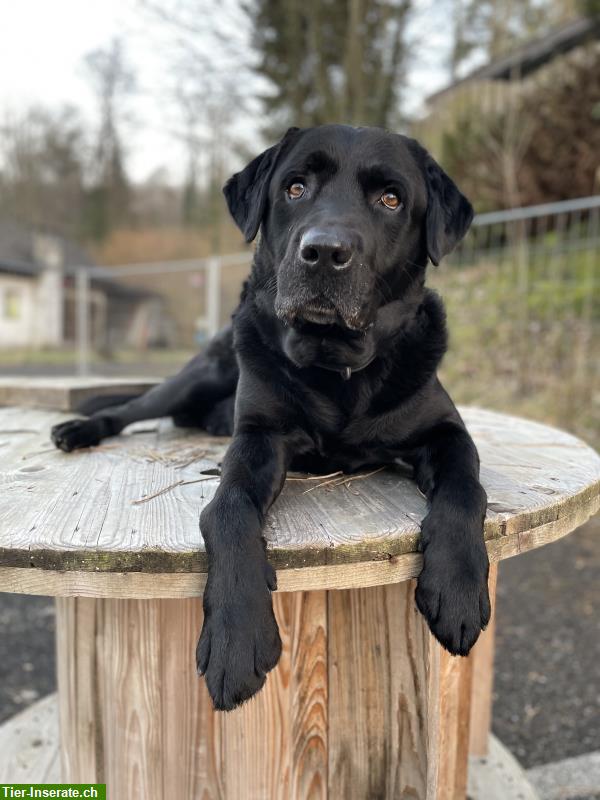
[427,16,600,104]
[0,220,94,278]
[0,221,155,300]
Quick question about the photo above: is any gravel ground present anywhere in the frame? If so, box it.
[0,593,56,724]
[493,515,600,769]
[0,515,598,770]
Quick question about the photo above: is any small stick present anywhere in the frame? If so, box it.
[175,450,208,469]
[22,447,57,460]
[132,475,218,505]
[302,466,385,494]
[337,467,385,485]
[286,471,343,482]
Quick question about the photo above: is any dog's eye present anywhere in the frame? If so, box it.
[286,182,305,199]
[380,191,402,210]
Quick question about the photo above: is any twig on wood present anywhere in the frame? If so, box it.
[302,466,385,494]
[22,447,57,460]
[286,471,343,482]
[132,475,218,505]
[175,450,207,469]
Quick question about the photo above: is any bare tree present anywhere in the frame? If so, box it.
[139,0,254,249]
[0,105,87,238]
[84,38,136,240]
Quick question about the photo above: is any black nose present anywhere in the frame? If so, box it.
[299,228,357,271]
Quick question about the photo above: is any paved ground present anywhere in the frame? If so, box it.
[0,593,56,724]
[0,515,598,778]
[493,515,600,769]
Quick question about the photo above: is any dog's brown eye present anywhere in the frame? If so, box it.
[287,182,305,199]
[380,191,401,210]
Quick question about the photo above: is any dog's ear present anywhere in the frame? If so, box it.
[223,127,300,242]
[423,155,474,266]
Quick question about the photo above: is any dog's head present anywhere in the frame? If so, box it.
[224,124,473,332]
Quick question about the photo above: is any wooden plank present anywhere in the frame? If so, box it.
[0,497,596,597]
[433,650,473,800]
[57,597,222,798]
[217,592,327,800]
[0,377,159,411]
[158,599,221,800]
[289,592,328,799]
[328,581,433,798]
[0,406,598,592]
[468,564,499,758]
[55,593,328,800]
[2,694,541,799]
[97,600,165,799]
[218,592,294,800]
[55,597,101,783]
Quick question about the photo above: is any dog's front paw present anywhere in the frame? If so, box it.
[197,558,281,711]
[416,520,490,656]
[51,418,104,452]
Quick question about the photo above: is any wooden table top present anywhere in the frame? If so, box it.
[0,402,598,597]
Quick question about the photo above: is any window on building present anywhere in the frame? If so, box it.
[3,288,22,320]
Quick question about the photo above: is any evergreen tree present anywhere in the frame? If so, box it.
[246,0,412,136]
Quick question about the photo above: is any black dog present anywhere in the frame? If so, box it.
[52,125,490,711]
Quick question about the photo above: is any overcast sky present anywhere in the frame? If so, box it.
[0,0,452,182]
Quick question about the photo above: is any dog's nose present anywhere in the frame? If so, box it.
[299,228,356,271]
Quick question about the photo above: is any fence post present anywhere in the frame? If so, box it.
[76,268,91,377]
[206,257,221,339]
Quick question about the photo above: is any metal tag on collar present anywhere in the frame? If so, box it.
[341,366,352,380]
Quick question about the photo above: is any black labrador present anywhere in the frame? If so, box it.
[51,125,490,711]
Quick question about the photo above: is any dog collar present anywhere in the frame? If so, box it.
[314,361,375,380]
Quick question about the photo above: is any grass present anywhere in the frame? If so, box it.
[434,256,599,449]
[0,251,597,449]
[0,347,196,368]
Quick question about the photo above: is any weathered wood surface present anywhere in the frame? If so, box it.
[0,694,541,800]
[468,563,498,758]
[55,586,472,799]
[0,377,159,412]
[0,404,598,596]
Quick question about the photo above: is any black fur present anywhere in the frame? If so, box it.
[51,125,489,711]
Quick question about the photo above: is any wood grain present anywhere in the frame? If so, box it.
[56,593,328,800]
[289,592,328,800]
[0,406,598,597]
[0,377,159,411]
[433,650,473,800]
[468,564,499,758]
[55,596,101,783]
[0,494,595,597]
[57,587,479,799]
[328,581,434,798]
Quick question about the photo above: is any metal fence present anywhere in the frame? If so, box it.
[73,251,253,376]
[71,195,599,441]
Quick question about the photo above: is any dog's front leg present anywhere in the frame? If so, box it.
[407,420,490,656]
[197,428,293,710]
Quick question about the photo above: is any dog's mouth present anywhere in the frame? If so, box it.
[297,298,338,326]
[275,291,371,332]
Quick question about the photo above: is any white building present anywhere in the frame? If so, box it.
[0,222,169,351]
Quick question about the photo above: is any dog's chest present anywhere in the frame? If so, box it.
[299,370,390,454]
[300,372,368,427]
